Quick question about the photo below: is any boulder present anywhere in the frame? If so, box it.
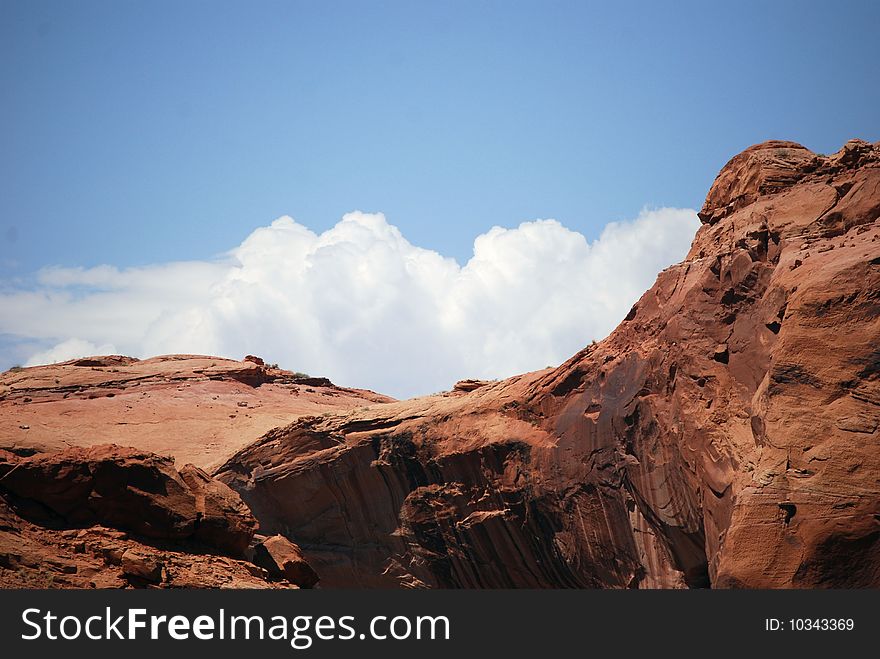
[179,464,255,556]
[121,548,163,583]
[253,535,319,588]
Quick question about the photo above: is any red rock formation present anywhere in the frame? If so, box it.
[0,495,285,588]
[453,379,492,392]
[216,139,880,588]
[1,139,876,590]
[0,444,255,555]
[0,354,393,470]
[697,140,820,225]
[0,445,321,588]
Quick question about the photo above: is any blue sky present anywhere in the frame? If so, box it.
[1,1,878,395]
[3,0,878,273]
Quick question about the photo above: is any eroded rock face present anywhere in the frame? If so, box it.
[0,444,255,556]
[216,139,880,588]
[698,140,819,225]
[0,445,329,588]
[0,494,286,588]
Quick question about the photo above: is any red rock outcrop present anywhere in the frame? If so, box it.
[216,139,880,588]
[453,379,492,392]
[0,495,284,588]
[0,355,392,470]
[0,444,255,555]
[0,445,321,588]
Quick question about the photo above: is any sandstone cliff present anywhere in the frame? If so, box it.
[215,139,880,588]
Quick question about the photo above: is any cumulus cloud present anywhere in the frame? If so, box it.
[0,209,699,397]
[24,338,118,367]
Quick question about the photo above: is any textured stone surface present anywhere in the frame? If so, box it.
[0,494,288,588]
[216,139,880,588]
[253,535,319,588]
[0,444,256,555]
[0,446,322,588]
[120,548,163,583]
[0,354,392,470]
[697,140,819,225]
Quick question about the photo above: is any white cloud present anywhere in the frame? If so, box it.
[1,209,699,397]
[24,338,118,367]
